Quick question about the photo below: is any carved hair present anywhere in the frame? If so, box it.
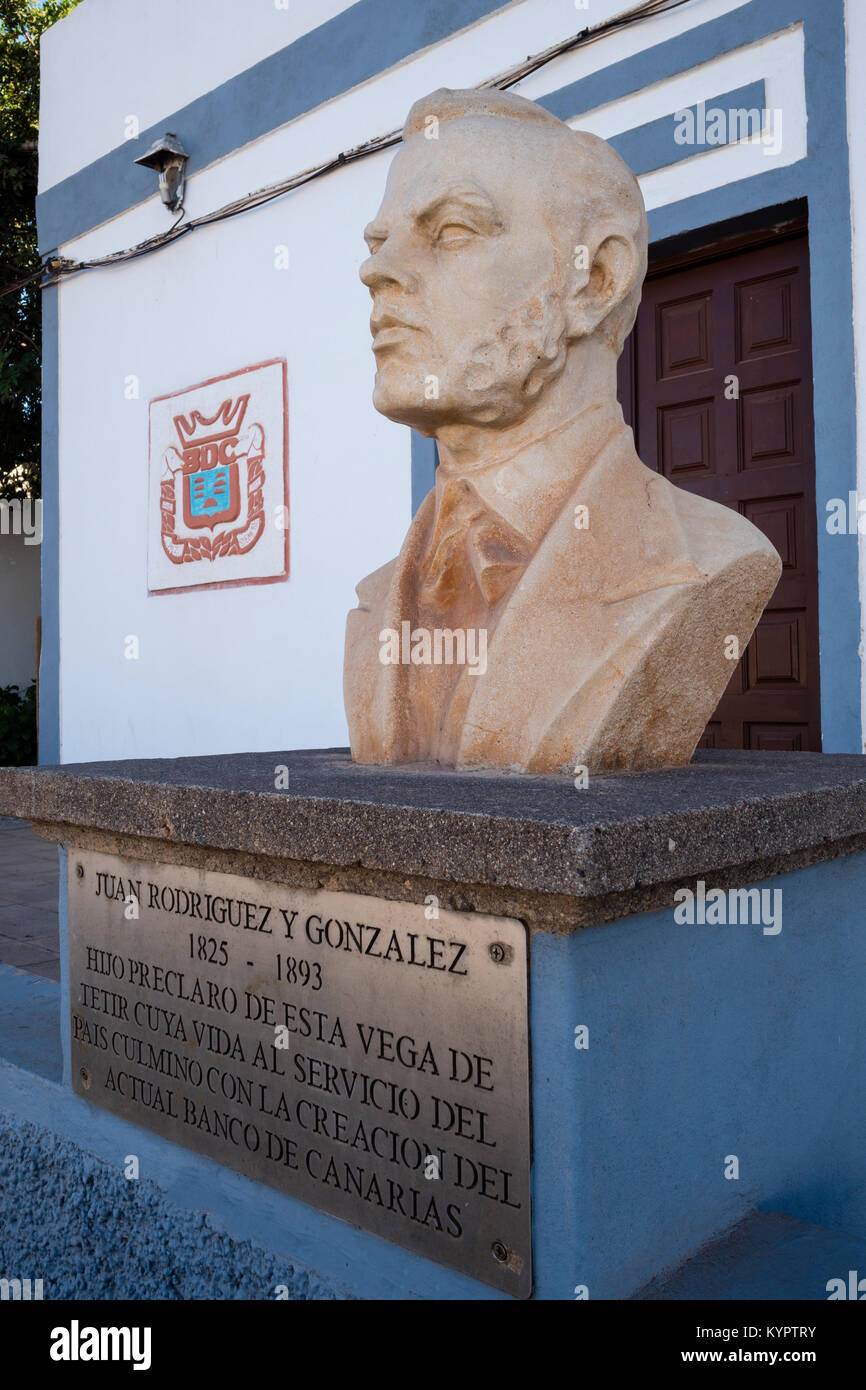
[404,87,648,353]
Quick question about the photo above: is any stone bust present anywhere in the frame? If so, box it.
[344,87,781,773]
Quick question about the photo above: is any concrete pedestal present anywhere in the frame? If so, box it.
[1,749,866,1300]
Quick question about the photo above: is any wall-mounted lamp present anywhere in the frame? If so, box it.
[134,132,189,213]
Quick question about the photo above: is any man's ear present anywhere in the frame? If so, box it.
[566,234,636,339]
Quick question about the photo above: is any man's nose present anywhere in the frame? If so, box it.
[359,238,419,294]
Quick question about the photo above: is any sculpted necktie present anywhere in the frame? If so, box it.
[418,475,531,611]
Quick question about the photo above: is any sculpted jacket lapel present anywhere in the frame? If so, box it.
[453,425,706,770]
[346,422,706,767]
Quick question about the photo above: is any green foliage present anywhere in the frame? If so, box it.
[0,0,81,500]
[0,680,37,764]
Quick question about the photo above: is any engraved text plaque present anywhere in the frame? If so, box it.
[69,852,532,1296]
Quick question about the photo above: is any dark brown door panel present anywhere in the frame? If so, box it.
[619,230,820,750]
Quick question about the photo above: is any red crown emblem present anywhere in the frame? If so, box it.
[173,394,250,450]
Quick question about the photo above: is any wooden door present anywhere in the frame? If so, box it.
[618,229,821,751]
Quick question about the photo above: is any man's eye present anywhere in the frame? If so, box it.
[435,223,474,246]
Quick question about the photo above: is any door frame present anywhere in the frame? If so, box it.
[619,204,821,750]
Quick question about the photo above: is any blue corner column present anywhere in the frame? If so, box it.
[411,431,438,515]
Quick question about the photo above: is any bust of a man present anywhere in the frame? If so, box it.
[344,87,781,773]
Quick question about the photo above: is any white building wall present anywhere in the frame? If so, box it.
[39,0,832,762]
[38,0,359,191]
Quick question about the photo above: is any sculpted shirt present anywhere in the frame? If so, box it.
[344,401,781,772]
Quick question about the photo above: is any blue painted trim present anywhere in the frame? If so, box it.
[0,1061,505,1300]
[36,0,514,252]
[608,80,766,176]
[0,966,61,1082]
[541,0,859,751]
[538,0,804,126]
[646,167,805,243]
[799,0,859,752]
[58,846,70,1087]
[39,286,60,765]
[39,0,782,255]
[6,849,866,1298]
[410,432,438,515]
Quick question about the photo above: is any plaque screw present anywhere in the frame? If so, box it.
[79,1067,91,1089]
[76,864,84,879]
[491,1240,509,1264]
[489,943,506,964]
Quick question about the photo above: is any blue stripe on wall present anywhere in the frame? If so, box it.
[36,0,515,252]
[537,0,859,753]
[799,0,859,752]
[608,80,766,176]
[411,433,438,514]
[538,0,800,126]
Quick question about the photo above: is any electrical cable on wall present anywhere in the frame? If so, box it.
[2,0,694,300]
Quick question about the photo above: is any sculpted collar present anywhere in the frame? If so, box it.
[419,403,624,609]
[433,401,624,546]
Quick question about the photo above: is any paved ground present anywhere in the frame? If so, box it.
[0,815,60,980]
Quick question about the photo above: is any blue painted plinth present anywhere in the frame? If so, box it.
[1,851,865,1299]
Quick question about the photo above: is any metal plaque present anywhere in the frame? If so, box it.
[69,851,532,1297]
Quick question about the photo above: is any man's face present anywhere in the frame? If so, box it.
[360,117,571,433]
